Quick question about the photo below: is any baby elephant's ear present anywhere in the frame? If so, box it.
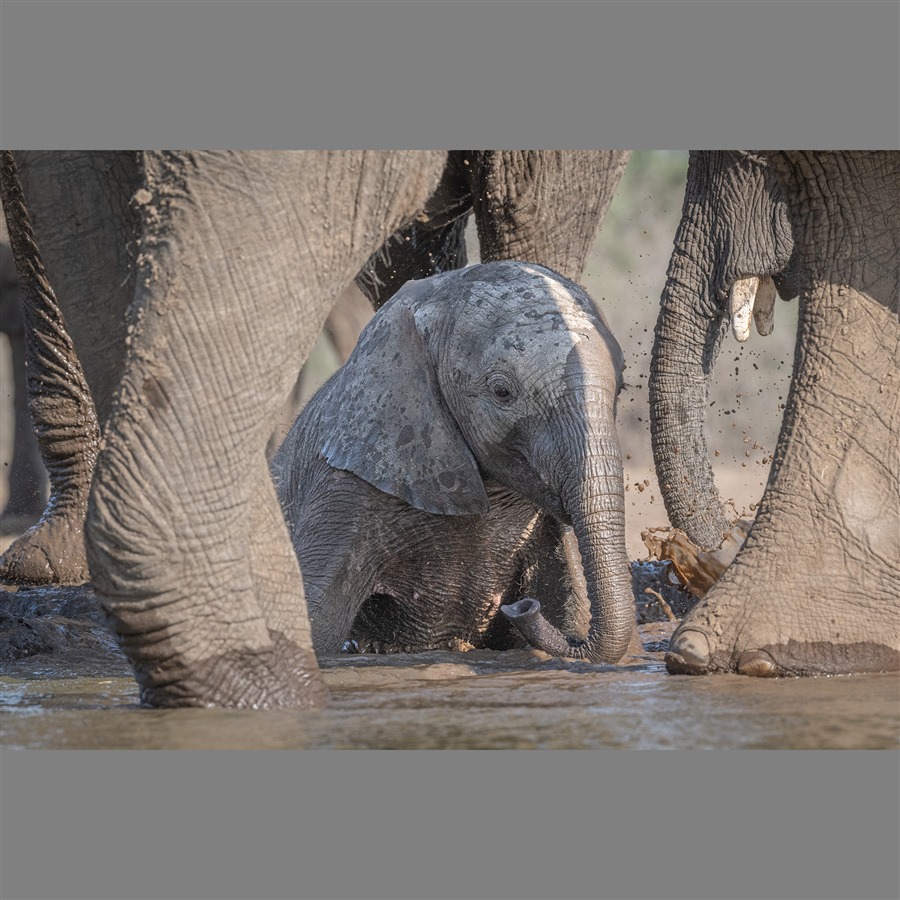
[320,278,489,516]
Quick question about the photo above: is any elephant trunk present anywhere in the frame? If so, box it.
[502,437,634,664]
[648,209,733,552]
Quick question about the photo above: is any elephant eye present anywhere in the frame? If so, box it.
[488,374,516,403]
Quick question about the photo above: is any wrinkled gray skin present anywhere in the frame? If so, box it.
[273,262,634,663]
[651,150,899,677]
[0,239,49,526]
[0,150,630,708]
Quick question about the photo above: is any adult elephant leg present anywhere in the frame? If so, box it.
[356,216,470,310]
[0,152,136,583]
[0,244,48,526]
[355,151,473,310]
[467,150,631,281]
[357,151,633,303]
[86,150,444,708]
[667,151,900,676]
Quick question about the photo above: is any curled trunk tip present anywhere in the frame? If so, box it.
[500,596,631,664]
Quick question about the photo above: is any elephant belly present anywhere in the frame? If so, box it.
[348,564,525,653]
[348,503,542,653]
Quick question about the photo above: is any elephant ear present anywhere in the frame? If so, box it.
[319,278,489,516]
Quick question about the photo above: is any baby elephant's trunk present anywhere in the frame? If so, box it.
[501,445,634,664]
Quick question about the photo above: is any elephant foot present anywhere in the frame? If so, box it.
[666,629,780,676]
[0,512,89,585]
[667,391,900,678]
[665,571,900,677]
[135,633,329,710]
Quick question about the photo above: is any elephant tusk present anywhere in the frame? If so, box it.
[729,276,759,343]
[752,274,777,336]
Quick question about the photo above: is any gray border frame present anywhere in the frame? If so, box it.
[1,2,899,899]
[1,0,898,149]
[3,750,899,900]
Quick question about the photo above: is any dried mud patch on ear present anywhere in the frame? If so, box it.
[395,425,416,448]
[357,323,392,358]
[319,284,490,516]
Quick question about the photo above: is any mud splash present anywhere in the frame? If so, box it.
[642,519,752,597]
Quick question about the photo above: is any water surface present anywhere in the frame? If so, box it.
[3,623,897,749]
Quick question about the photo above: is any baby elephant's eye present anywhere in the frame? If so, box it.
[488,374,516,403]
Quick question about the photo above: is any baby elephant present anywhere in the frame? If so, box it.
[272,261,635,663]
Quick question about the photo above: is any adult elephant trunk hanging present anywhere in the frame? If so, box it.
[648,229,731,552]
[648,151,797,552]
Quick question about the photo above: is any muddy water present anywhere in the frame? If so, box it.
[3,623,898,749]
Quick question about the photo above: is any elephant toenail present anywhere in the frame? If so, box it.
[737,650,778,677]
[665,630,710,674]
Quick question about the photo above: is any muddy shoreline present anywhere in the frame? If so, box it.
[0,560,694,677]
[2,569,898,750]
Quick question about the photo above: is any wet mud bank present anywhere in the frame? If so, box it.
[0,561,693,674]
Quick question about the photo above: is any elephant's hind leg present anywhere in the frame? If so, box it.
[0,152,99,585]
